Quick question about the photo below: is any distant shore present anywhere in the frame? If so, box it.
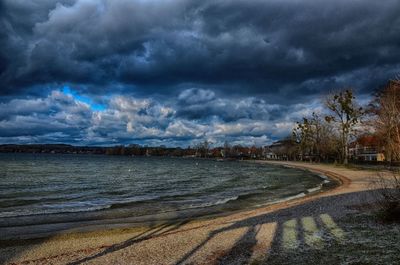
[0,161,386,265]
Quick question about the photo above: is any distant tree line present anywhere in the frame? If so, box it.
[0,142,266,160]
[0,144,107,155]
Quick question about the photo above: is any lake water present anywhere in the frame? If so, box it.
[0,154,327,226]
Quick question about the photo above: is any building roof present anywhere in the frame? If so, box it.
[351,135,381,147]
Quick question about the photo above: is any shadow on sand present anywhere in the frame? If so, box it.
[0,217,190,265]
[174,189,375,265]
[1,189,381,265]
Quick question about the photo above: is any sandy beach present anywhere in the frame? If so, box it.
[0,161,392,265]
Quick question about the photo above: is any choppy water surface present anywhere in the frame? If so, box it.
[0,154,326,222]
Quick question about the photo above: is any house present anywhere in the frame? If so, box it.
[349,135,385,161]
[266,138,297,160]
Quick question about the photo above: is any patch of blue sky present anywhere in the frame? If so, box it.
[62,86,106,111]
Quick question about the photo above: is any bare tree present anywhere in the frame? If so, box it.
[370,80,400,162]
[318,121,341,162]
[294,112,338,162]
[325,89,363,164]
[293,117,314,161]
[195,140,210,158]
[223,140,230,158]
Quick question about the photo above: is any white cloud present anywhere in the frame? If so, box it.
[0,88,332,146]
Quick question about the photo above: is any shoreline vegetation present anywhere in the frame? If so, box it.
[2,161,399,264]
[1,144,399,170]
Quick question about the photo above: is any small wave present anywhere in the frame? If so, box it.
[282,165,295,169]
[108,195,164,209]
[0,204,112,218]
[318,174,329,180]
[236,192,265,200]
[262,184,285,190]
[269,192,306,204]
[187,196,239,209]
[306,185,322,194]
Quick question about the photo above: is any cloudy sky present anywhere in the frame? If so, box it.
[1,0,400,147]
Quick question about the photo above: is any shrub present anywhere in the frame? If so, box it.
[372,171,400,222]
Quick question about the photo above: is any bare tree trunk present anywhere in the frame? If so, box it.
[375,80,400,162]
[344,144,349,165]
[341,130,348,164]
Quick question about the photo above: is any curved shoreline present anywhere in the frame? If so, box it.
[0,162,330,232]
[1,162,380,265]
[192,161,351,225]
[0,162,345,239]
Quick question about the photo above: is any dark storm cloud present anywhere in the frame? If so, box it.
[0,91,91,139]
[1,0,400,145]
[1,0,400,98]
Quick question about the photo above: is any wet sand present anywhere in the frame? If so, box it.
[0,161,385,265]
